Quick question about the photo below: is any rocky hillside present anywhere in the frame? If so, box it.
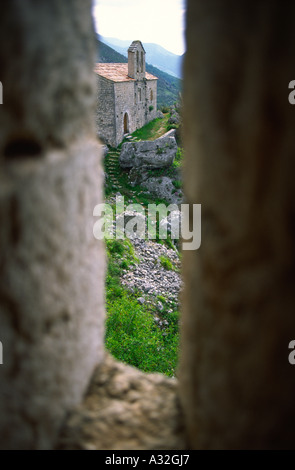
[121,239,182,308]
[103,113,183,377]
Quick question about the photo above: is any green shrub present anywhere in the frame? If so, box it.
[173,147,183,169]
[120,260,129,269]
[105,292,179,376]
[106,239,125,255]
[105,239,139,303]
[173,180,182,190]
[161,105,170,114]
[167,237,178,251]
[108,284,124,299]
[149,105,154,112]
[157,295,167,304]
[159,255,174,271]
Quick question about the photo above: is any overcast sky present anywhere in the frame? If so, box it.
[92,0,186,56]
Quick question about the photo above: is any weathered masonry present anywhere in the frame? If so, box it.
[95,40,158,147]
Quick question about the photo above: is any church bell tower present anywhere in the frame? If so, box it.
[128,40,146,80]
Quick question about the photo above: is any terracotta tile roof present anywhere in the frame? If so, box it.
[94,63,158,82]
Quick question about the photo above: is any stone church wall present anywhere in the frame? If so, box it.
[147,80,158,121]
[114,81,136,146]
[95,75,116,146]
[110,78,157,147]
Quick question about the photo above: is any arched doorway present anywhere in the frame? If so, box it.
[123,112,129,134]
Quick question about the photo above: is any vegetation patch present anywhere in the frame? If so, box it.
[105,292,179,377]
[105,239,139,301]
[173,180,182,190]
[172,147,183,169]
[159,255,179,273]
[128,114,170,142]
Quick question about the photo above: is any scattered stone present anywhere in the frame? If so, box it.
[121,239,182,306]
[116,210,146,239]
[156,110,164,119]
[168,113,180,125]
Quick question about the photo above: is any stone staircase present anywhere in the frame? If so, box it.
[105,148,142,201]
[105,147,151,205]
[105,148,123,192]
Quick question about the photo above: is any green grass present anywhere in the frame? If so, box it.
[173,180,182,190]
[159,255,173,271]
[105,291,179,377]
[105,239,139,301]
[107,239,125,255]
[104,238,180,377]
[172,147,183,169]
[159,255,179,272]
[129,115,170,142]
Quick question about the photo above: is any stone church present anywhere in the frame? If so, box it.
[94,40,158,147]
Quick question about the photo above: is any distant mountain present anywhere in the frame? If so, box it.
[96,38,182,108]
[101,36,183,79]
[96,39,127,63]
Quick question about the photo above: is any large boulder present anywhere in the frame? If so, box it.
[142,176,183,204]
[156,110,165,119]
[119,136,177,169]
[169,113,181,126]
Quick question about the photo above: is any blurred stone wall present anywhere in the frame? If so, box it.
[181,0,295,449]
[0,0,105,449]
